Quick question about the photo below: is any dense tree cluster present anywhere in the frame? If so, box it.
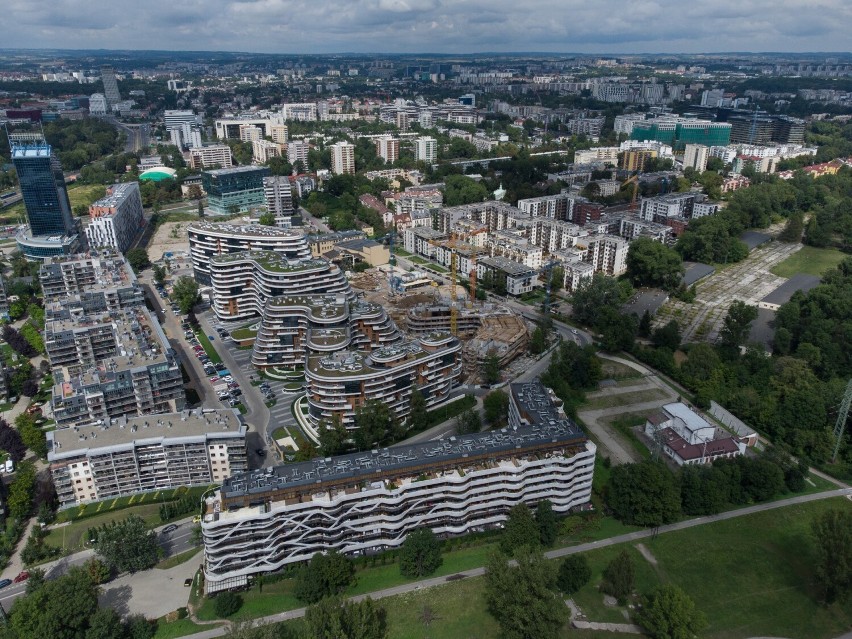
[3,325,38,358]
[294,550,355,604]
[92,515,162,573]
[302,596,387,639]
[625,238,685,291]
[399,528,443,578]
[811,508,852,604]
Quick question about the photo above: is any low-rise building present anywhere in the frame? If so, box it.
[39,252,145,312]
[201,414,594,593]
[477,256,537,296]
[49,408,246,507]
[644,402,745,466]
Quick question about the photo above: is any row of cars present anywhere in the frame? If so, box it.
[182,320,243,408]
[155,282,181,316]
[0,570,29,590]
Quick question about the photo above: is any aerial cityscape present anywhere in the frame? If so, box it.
[0,9,849,639]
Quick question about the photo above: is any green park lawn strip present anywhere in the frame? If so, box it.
[408,256,428,265]
[193,330,222,364]
[45,503,163,553]
[580,388,669,411]
[152,617,210,639]
[769,245,847,278]
[156,547,201,570]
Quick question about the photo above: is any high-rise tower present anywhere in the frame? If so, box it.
[100,65,122,110]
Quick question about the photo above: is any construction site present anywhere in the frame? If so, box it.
[347,264,532,383]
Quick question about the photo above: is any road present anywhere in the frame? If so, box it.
[102,116,150,154]
[186,487,852,638]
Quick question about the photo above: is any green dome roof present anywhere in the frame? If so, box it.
[139,167,177,182]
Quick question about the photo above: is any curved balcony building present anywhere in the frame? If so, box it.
[209,251,352,321]
[188,222,312,285]
[200,419,594,593]
[305,333,462,429]
[250,295,401,370]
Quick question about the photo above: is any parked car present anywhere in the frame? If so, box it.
[13,571,29,583]
[228,382,240,390]
[214,363,226,371]
[162,524,178,534]
[222,376,234,383]
[209,376,220,383]
[0,579,12,590]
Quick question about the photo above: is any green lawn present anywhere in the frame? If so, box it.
[769,245,847,278]
[193,329,222,364]
[429,264,448,274]
[156,547,201,570]
[45,503,163,553]
[580,388,668,411]
[153,617,210,639]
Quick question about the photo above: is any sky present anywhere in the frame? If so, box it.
[3,0,851,55]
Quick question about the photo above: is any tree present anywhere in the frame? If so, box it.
[454,408,481,435]
[7,461,36,521]
[152,264,166,286]
[598,307,638,353]
[353,400,399,450]
[651,320,681,351]
[483,390,509,427]
[638,310,652,337]
[571,274,632,327]
[810,508,851,604]
[213,591,243,618]
[399,528,443,578]
[500,503,541,555]
[484,547,568,639]
[557,554,591,595]
[318,416,348,457]
[529,326,547,355]
[172,275,200,314]
[258,211,276,226]
[302,596,387,639]
[407,390,429,432]
[84,557,112,585]
[779,211,804,243]
[92,514,161,573]
[719,300,758,353]
[625,237,684,291]
[85,608,126,639]
[8,566,99,639]
[482,351,501,385]
[607,460,681,526]
[602,550,635,604]
[294,550,355,604]
[637,584,707,639]
[16,413,47,458]
[535,499,559,547]
[126,248,151,273]
[443,174,489,206]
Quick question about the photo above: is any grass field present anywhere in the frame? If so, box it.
[153,617,210,639]
[769,245,848,278]
[193,329,222,364]
[581,388,668,411]
[45,503,163,553]
[156,547,201,570]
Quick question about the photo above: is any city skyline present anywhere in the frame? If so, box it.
[4,0,851,55]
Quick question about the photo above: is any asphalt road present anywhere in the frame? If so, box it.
[186,487,852,638]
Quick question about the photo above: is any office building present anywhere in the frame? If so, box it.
[331,142,355,175]
[164,110,203,149]
[48,307,185,427]
[85,182,144,253]
[257,176,295,227]
[100,66,122,109]
[251,294,400,370]
[88,93,108,115]
[208,251,351,321]
[40,252,145,313]
[215,118,274,139]
[202,166,270,215]
[631,117,731,150]
[286,140,310,166]
[187,222,312,285]
[48,408,247,507]
[189,145,233,170]
[683,144,709,172]
[10,133,81,259]
[574,147,619,166]
[200,393,594,592]
[415,136,438,163]
[374,136,400,164]
[305,334,461,429]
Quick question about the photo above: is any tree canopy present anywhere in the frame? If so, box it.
[399,528,443,578]
[607,460,681,527]
[172,275,200,314]
[92,515,161,573]
[294,550,355,604]
[636,584,707,639]
[625,237,684,291]
[811,508,852,604]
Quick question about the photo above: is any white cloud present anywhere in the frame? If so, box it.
[2,0,850,52]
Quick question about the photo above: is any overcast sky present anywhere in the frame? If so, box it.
[4,0,851,54]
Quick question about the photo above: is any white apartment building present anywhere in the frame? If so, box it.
[49,408,247,507]
[415,136,438,163]
[561,261,595,293]
[374,136,400,164]
[279,103,318,122]
[270,124,289,144]
[286,140,310,166]
[189,145,234,170]
[239,124,263,143]
[85,182,144,253]
[614,113,647,136]
[683,144,709,172]
[259,176,294,227]
[252,139,284,163]
[640,193,696,222]
[574,147,619,166]
[582,235,628,276]
[200,408,593,593]
[403,226,446,259]
[215,118,274,139]
[331,142,355,175]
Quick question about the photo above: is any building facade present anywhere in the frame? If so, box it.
[331,142,355,175]
[85,182,144,253]
[259,176,295,227]
[202,166,270,215]
[39,252,145,311]
[49,408,246,507]
[189,145,234,170]
[200,413,594,592]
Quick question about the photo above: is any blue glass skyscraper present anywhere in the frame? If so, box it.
[8,132,81,259]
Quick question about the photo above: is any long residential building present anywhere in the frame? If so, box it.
[251,295,400,370]
[85,182,144,253]
[47,307,185,427]
[200,390,594,593]
[305,334,461,429]
[189,145,234,170]
[209,251,351,321]
[49,408,247,507]
[39,251,145,312]
[187,222,312,285]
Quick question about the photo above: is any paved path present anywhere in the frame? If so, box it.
[185,488,852,639]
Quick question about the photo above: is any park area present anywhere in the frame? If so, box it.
[769,245,848,278]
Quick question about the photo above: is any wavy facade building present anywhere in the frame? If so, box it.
[201,418,594,592]
[208,251,351,321]
[187,222,312,285]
